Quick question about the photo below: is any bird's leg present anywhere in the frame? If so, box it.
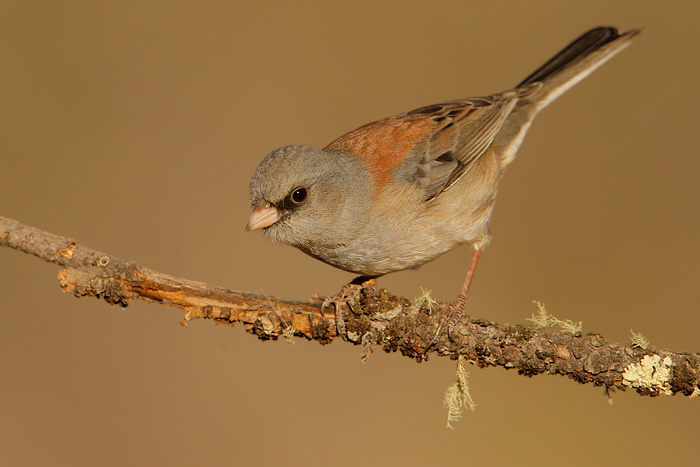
[429,247,482,348]
[452,247,482,319]
[322,275,377,339]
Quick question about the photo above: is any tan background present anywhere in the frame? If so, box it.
[1,1,698,465]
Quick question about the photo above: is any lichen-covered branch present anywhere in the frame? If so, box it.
[2,215,698,398]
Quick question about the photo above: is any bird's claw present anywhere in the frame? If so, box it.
[322,283,364,340]
[427,295,467,350]
[321,277,376,340]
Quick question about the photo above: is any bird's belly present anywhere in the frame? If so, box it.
[305,236,457,276]
[301,197,495,276]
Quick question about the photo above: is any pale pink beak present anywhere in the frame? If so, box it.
[245,202,281,231]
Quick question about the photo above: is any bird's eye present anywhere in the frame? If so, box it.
[290,187,307,203]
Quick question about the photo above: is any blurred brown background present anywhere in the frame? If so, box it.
[1,1,698,465]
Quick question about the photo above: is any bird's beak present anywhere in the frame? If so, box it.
[245,202,281,231]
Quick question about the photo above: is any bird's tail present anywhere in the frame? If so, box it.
[518,27,640,110]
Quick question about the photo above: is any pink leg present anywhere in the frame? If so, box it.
[453,247,482,312]
[429,247,482,347]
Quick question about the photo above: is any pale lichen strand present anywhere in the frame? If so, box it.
[444,356,476,429]
[527,300,583,335]
[414,287,439,315]
[630,329,650,350]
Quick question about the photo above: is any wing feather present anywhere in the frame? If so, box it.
[407,92,519,199]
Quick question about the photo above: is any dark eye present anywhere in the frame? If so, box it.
[290,187,307,203]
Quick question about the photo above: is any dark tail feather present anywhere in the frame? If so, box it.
[516,27,640,109]
[518,27,624,87]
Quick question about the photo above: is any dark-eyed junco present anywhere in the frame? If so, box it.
[247,27,639,330]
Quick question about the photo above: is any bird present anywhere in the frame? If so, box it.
[246,26,639,336]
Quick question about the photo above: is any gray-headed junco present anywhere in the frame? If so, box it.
[247,27,639,327]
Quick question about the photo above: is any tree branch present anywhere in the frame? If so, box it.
[2,215,698,398]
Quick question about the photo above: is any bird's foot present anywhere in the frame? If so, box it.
[322,276,376,339]
[427,248,481,350]
[427,293,467,350]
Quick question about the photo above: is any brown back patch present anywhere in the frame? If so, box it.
[324,115,436,192]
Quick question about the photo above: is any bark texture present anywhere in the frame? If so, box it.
[2,215,698,398]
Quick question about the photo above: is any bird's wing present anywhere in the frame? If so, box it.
[324,91,521,200]
[402,92,520,199]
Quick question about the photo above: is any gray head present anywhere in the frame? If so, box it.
[247,144,371,251]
